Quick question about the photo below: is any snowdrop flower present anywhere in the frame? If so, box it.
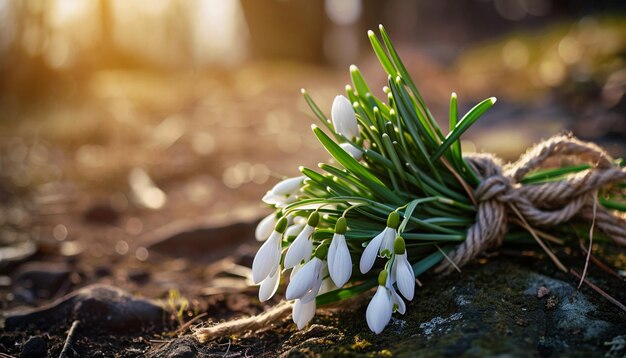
[291,276,336,329]
[284,211,319,269]
[286,256,325,303]
[292,298,316,329]
[331,95,359,139]
[339,142,363,160]
[328,217,352,287]
[391,236,415,300]
[258,265,280,302]
[252,217,287,284]
[360,211,400,274]
[387,282,406,315]
[255,213,277,242]
[262,176,305,207]
[366,270,393,334]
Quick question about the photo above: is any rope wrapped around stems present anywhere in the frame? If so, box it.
[437,134,626,273]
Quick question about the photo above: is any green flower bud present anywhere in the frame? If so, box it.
[335,217,347,235]
[307,211,320,227]
[387,211,400,229]
[313,239,330,259]
[378,270,388,286]
[275,217,288,234]
[394,236,406,255]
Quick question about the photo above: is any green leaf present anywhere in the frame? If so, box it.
[378,25,445,142]
[301,89,334,133]
[367,30,396,76]
[600,197,626,212]
[449,92,461,163]
[350,65,372,99]
[520,164,591,184]
[432,97,497,162]
[316,279,377,306]
[312,125,404,204]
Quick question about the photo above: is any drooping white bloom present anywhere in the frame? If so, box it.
[359,227,395,274]
[387,281,406,315]
[272,176,306,196]
[327,217,352,288]
[284,212,319,269]
[392,252,415,300]
[284,225,314,269]
[331,95,359,139]
[339,142,363,160]
[258,265,280,302]
[360,212,400,274]
[291,276,336,330]
[390,236,415,301]
[292,298,316,329]
[319,277,337,294]
[252,218,287,284]
[366,284,393,334]
[262,176,305,207]
[286,257,324,303]
[255,213,277,242]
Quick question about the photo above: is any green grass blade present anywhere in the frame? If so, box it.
[312,125,404,204]
[432,97,497,162]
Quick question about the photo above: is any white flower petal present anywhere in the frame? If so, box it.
[262,191,282,205]
[286,258,320,300]
[395,254,415,300]
[292,299,316,330]
[251,231,281,284]
[329,234,352,287]
[272,176,305,196]
[379,227,396,257]
[275,195,297,208]
[360,229,385,274]
[285,224,305,238]
[255,213,276,242]
[388,284,406,315]
[258,265,281,302]
[290,262,303,281]
[300,260,324,303]
[293,216,307,225]
[284,225,314,269]
[319,277,337,295]
[339,142,363,160]
[331,95,359,139]
[366,285,393,334]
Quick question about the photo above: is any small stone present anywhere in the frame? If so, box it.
[147,336,200,358]
[20,336,47,358]
[14,262,74,300]
[537,286,550,298]
[6,284,167,334]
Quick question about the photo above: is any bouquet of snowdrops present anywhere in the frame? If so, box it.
[251,26,626,334]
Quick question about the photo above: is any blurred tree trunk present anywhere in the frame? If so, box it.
[0,1,56,101]
[240,0,326,63]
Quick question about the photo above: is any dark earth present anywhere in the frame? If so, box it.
[1,18,626,358]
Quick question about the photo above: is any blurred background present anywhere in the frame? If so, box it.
[0,0,625,305]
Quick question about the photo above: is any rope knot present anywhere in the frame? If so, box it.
[436,134,626,273]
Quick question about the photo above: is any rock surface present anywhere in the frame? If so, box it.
[151,260,626,357]
[5,284,167,334]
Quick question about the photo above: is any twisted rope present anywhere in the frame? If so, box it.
[437,134,626,273]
